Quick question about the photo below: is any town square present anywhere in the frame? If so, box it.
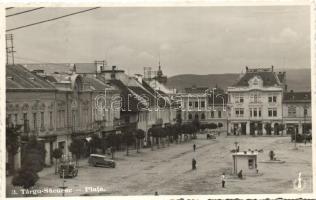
[4,4,312,198]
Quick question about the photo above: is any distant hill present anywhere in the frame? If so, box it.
[167,68,311,92]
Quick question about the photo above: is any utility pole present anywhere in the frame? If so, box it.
[59,169,67,196]
[6,34,15,65]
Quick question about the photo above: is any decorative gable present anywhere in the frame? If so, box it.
[248,76,263,88]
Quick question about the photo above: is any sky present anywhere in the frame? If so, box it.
[6,6,311,76]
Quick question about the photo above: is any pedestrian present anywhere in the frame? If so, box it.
[238,170,243,179]
[221,173,226,188]
[154,191,158,196]
[192,158,197,170]
[193,144,196,152]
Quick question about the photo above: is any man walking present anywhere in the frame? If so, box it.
[221,173,226,188]
[193,144,196,152]
[192,158,197,170]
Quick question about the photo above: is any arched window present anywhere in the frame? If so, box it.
[201,113,205,120]
[188,113,192,120]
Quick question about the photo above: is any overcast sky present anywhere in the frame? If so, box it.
[6,6,310,76]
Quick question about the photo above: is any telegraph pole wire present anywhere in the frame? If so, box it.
[6,7,100,32]
[6,7,45,18]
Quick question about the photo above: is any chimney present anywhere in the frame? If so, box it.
[111,65,117,79]
[271,65,274,72]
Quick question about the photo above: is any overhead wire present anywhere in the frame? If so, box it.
[6,7,45,18]
[6,7,100,32]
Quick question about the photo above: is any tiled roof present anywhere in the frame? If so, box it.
[141,80,171,107]
[82,75,111,91]
[23,63,97,74]
[234,71,280,87]
[283,91,311,102]
[109,79,146,112]
[6,64,55,89]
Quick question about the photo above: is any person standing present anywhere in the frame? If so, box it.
[192,158,197,170]
[221,173,226,188]
[193,144,196,152]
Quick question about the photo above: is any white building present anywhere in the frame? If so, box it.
[227,66,286,136]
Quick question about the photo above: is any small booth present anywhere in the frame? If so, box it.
[232,151,258,175]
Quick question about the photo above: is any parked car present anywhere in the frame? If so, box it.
[88,154,116,168]
[58,163,78,178]
[206,133,216,139]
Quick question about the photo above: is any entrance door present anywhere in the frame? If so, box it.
[241,123,246,135]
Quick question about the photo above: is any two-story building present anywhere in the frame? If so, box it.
[282,91,312,135]
[227,66,285,136]
[175,86,228,131]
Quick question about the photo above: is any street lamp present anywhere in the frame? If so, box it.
[59,169,67,196]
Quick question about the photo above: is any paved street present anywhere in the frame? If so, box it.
[7,134,312,197]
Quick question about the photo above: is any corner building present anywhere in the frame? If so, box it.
[227,66,286,135]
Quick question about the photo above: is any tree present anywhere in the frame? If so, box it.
[52,148,63,174]
[88,134,102,154]
[192,118,200,134]
[22,137,46,173]
[123,130,135,156]
[6,120,22,174]
[106,133,120,159]
[68,139,85,166]
[12,167,39,193]
[265,124,272,135]
[279,124,285,136]
[218,123,223,129]
[135,129,145,153]
[206,123,218,130]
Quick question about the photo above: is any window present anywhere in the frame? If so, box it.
[23,113,28,132]
[201,113,205,120]
[14,114,18,125]
[195,102,199,108]
[195,114,199,119]
[40,112,44,129]
[268,108,277,117]
[188,113,192,120]
[268,96,277,103]
[304,108,308,116]
[49,112,53,129]
[248,159,254,169]
[254,109,257,117]
[211,111,214,118]
[235,95,244,103]
[259,109,261,117]
[288,106,296,117]
[235,108,244,117]
[201,101,205,108]
[218,111,222,118]
[250,93,260,103]
[33,113,37,131]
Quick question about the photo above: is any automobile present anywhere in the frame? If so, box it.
[88,154,116,168]
[206,133,216,139]
[58,163,78,178]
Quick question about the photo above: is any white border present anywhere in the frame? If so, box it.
[1,0,315,199]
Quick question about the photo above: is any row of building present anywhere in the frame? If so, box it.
[177,66,311,136]
[6,63,178,170]
[6,63,311,171]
